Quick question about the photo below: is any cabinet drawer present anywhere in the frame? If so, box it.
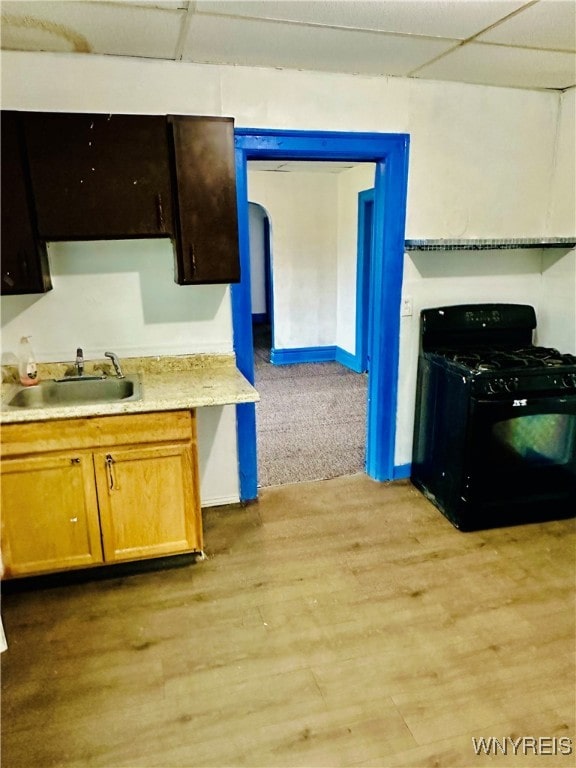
[1,410,195,458]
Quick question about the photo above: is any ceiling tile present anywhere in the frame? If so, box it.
[415,42,576,89]
[195,0,529,40]
[0,0,572,93]
[0,1,184,58]
[477,0,576,51]
[183,14,457,75]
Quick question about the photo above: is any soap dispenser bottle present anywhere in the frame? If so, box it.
[18,336,39,387]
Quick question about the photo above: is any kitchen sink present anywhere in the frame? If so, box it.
[7,374,142,409]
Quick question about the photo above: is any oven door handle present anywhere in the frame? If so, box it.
[473,394,576,417]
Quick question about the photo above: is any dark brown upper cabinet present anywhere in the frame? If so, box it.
[169,116,240,284]
[1,112,52,295]
[23,112,174,241]
[1,111,240,291]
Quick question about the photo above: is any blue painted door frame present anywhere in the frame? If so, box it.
[356,188,375,373]
[232,128,410,501]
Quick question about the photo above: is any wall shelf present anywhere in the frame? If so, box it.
[405,237,576,251]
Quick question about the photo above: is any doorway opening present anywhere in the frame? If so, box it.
[232,129,410,502]
[247,168,371,488]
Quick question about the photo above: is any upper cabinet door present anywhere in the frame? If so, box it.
[23,113,174,240]
[1,112,51,295]
[169,116,240,284]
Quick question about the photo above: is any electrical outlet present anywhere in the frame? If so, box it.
[401,296,413,317]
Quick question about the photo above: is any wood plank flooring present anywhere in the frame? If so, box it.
[1,474,575,768]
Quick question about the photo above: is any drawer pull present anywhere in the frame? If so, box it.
[70,457,81,465]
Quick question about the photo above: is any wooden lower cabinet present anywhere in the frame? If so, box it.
[0,411,202,578]
[94,443,198,563]
[1,453,103,575]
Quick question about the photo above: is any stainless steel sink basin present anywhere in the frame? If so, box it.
[7,374,142,409]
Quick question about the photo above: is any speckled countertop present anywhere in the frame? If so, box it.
[1,354,259,425]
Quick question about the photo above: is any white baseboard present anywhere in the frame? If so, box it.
[201,494,241,508]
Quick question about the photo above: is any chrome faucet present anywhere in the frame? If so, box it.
[75,347,84,377]
[104,351,125,379]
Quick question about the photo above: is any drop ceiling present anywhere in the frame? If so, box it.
[1,0,575,92]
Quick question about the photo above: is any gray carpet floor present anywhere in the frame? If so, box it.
[254,325,368,487]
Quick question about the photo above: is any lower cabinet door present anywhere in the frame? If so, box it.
[94,442,201,562]
[0,453,103,576]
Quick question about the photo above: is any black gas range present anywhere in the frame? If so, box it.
[411,304,576,531]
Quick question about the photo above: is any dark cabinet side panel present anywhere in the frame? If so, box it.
[23,113,174,241]
[170,116,240,284]
[1,112,51,295]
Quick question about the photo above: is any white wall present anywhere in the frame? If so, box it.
[547,88,576,236]
[404,81,560,238]
[540,88,576,356]
[248,164,375,355]
[1,51,574,481]
[539,248,576,353]
[1,239,233,361]
[248,170,339,349]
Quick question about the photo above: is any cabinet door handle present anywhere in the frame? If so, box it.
[156,194,165,231]
[70,457,81,465]
[105,453,118,491]
[190,244,197,277]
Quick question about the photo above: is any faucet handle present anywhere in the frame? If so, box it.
[104,351,125,379]
[75,347,84,376]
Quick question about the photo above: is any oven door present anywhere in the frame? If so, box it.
[460,393,576,528]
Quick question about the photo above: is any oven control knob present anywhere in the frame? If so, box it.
[561,373,576,389]
[504,377,519,392]
[487,379,504,394]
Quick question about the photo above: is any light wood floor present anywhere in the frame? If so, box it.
[1,474,575,768]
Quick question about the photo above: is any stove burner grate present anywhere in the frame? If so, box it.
[435,344,576,373]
